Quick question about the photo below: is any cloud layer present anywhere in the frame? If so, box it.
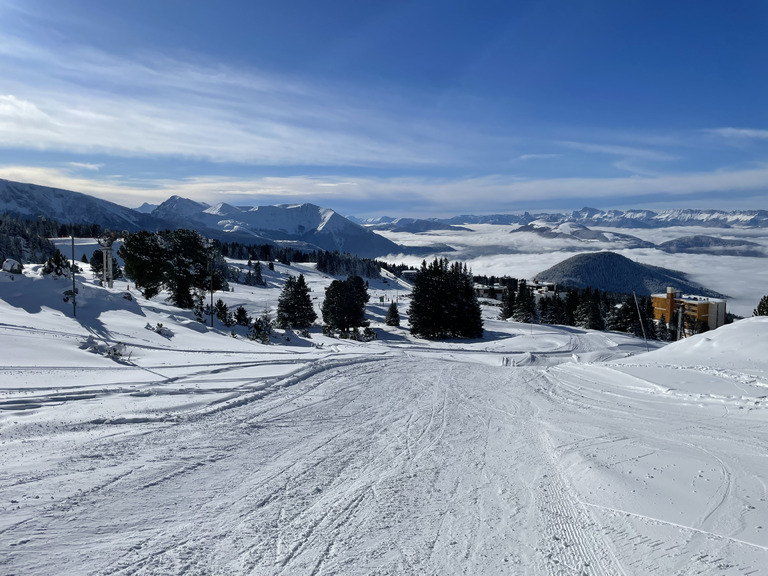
[3,164,767,217]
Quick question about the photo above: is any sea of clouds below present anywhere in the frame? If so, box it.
[379,225,768,317]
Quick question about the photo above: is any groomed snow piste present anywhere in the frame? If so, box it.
[1,259,767,575]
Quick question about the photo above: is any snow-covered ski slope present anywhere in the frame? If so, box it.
[1,259,767,575]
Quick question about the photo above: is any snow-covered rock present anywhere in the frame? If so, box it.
[2,258,22,273]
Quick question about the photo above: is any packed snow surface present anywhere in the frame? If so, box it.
[1,262,767,575]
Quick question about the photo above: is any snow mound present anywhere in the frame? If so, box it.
[634,316,768,371]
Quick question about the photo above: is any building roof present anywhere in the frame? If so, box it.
[651,291,725,303]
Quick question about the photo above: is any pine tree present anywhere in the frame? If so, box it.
[754,295,768,316]
[233,305,251,327]
[448,261,483,338]
[0,214,56,264]
[564,290,579,326]
[656,315,670,342]
[385,301,400,327]
[165,229,216,308]
[292,274,318,326]
[41,249,71,277]
[253,261,264,286]
[499,285,516,320]
[512,280,536,323]
[276,274,317,329]
[537,296,550,323]
[248,308,273,343]
[245,258,254,285]
[644,299,658,340]
[587,300,605,331]
[214,299,230,326]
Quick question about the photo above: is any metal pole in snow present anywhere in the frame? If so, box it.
[632,290,648,352]
[208,241,214,328]
[71,230,76,318]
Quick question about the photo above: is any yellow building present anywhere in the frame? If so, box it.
[651,287,726,333]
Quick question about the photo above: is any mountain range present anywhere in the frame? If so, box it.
[0,178,164,232]
[0,179,403,258]
[150,196,403,257]
[357,207,768,231]
[420,207,768,228]
[2,178,767,259]
[356,210,768,257]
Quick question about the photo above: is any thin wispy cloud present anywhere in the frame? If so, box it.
[1,2,766,216]
[556,141,678,161]
[517,154,561,161]
[706,127,768,141]
[67,162,102,171]
[0,32,483,169]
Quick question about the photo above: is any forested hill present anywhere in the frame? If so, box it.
[535,252,726,297]
[0,214,57,265]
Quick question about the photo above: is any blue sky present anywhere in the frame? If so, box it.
[1,0,767,217]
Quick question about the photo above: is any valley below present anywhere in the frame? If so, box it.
[377,223,768,317]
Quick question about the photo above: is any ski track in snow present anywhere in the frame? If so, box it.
[536,364,768,575]
[6,351,765,575]
[2,270,768,575]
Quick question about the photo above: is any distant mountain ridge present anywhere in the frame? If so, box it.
[358,211,767,256]
[3,177,767,260]
[0,178,165,232]
[566,207,768,228]
[657,235,767,257]
[361,207,768,229]
[0,179,404,258]
[358,217,469,233]
[535,252,726,297]
[150,196,403,257]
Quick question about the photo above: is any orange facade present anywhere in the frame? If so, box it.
[651,288,726,332]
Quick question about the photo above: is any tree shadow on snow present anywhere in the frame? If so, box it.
[373,329,410,344]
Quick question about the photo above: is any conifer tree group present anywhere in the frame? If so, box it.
[408,258,482,339]
[315,251,381,278]
[118,229,227,307]
[322,275,370,332]
[0,214,56,264]
[491,277,675,340]
[241,258,266,286]
[41,249,72,277]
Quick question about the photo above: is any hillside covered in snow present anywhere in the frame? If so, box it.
[151,196,403,258]
[0,180,405,258]
[1,251,767,575]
